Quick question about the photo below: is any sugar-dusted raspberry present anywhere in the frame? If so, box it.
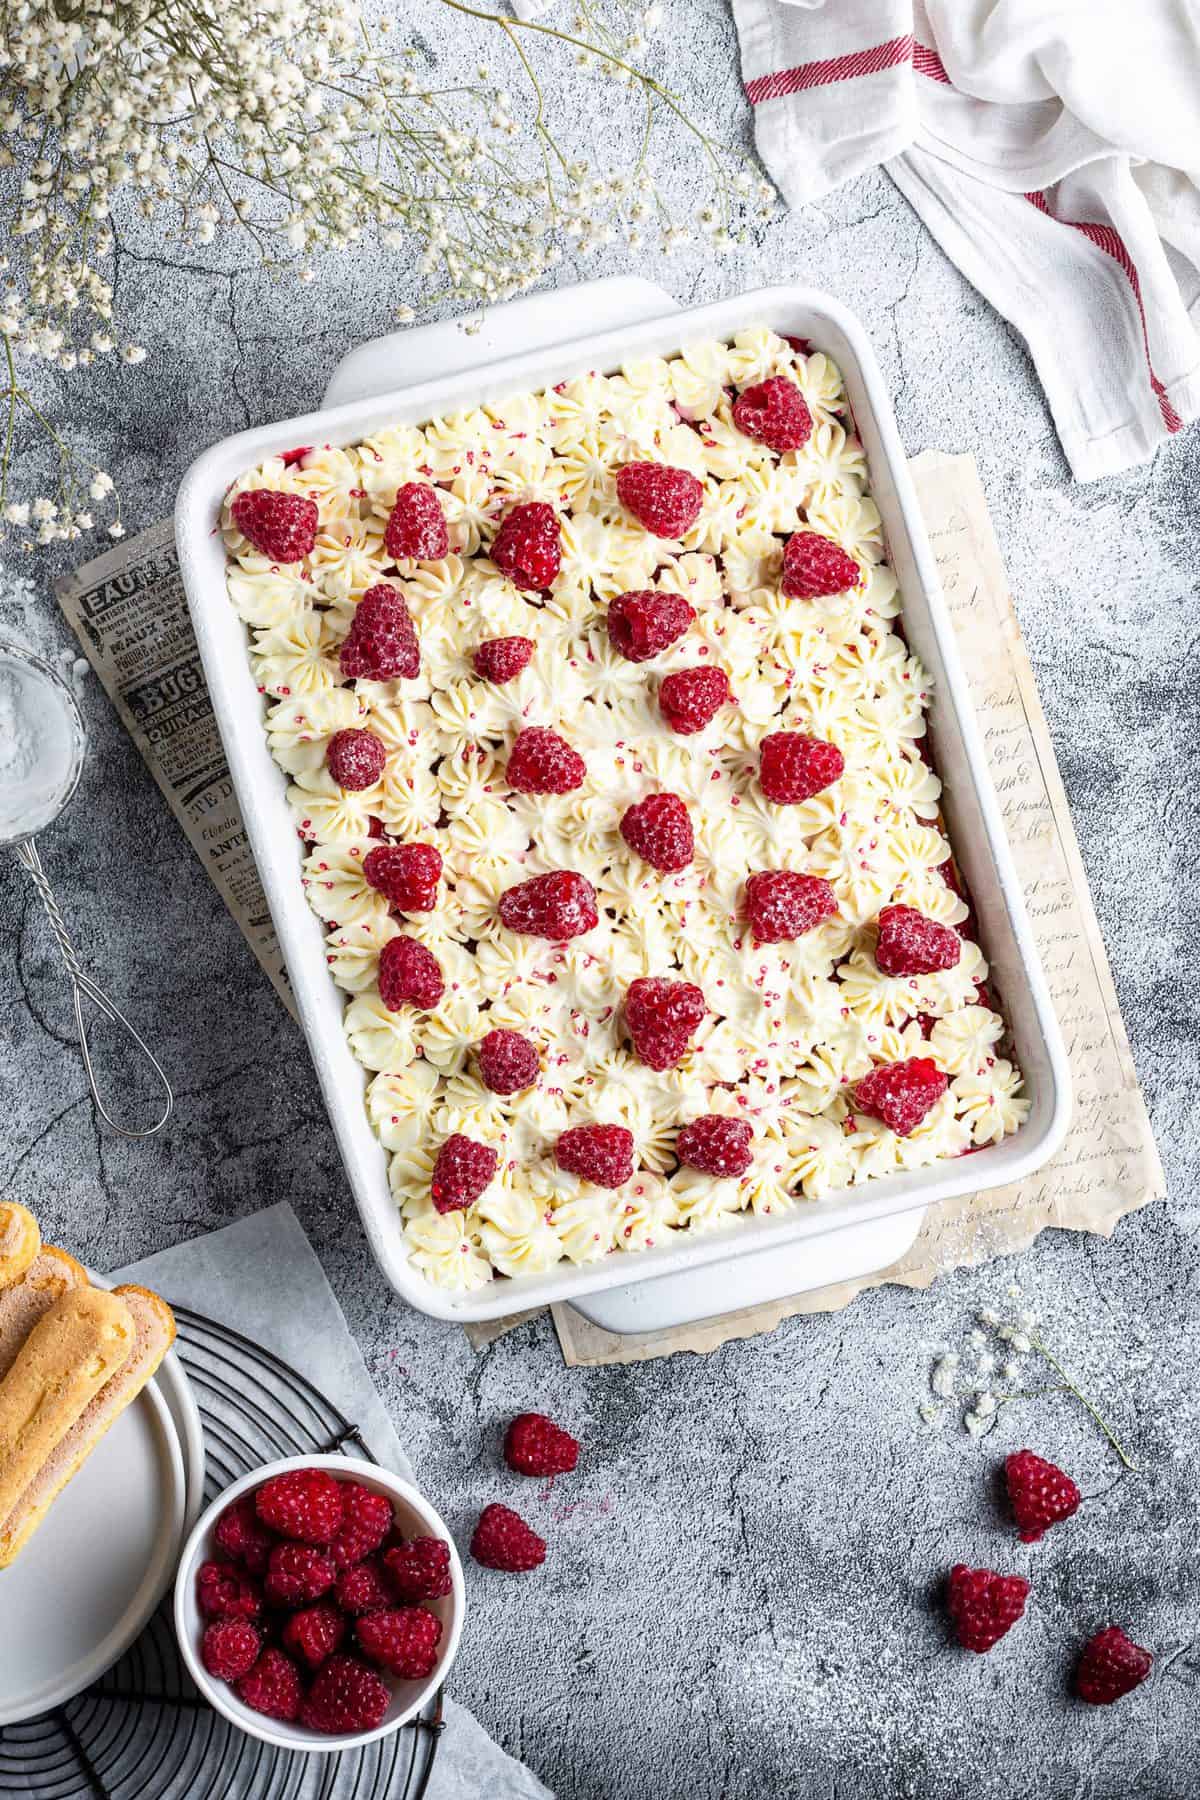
[473,635,534,682]
[231,489,318,563]
[265,1540,337,1607]
[490,502,562,590]
[616,462,704,538]
[477,1028,540,1095]
[329,1481,395,1568]
[385,1536,454,1602]
[470,1502,547,1572]
[385,481,449,561]
[326,728,386,792]
[335,1556,395,1616]
[625,976,707,1071]
[1076,1626,1153,1705]
[339,583,420,680]
[853,1057,948,1137]
[947,1564,1030,1654]
[236,1647,303,1722]
[732,376,813,453]
[744,870,838,944]
[283,1604,346,1670]
[255,1469,345,1544]
[875,904,962,978]
[499,871,598,941]
[759,731,844,805]
[556,1123,634,1188]
[619,792,694,871]
[676,1114,754,1178]
[658,665,731,735]
[378,935,445,1011]
[201,1618,261,1681]
[1004,1449,1081,1545]
[299,1655,391,1735]
[606,589,695,662]
[357,1606,443,1680]
[506,725,586,794]
[196,1560,262,1621]
[781,530,861,599]
[504,1413,580,1477]
[363,843,442,913]
[214,1495,275,1573]
[431,1134,499,1214]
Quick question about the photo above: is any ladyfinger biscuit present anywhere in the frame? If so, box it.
[0,1248,88,1383]
[0,1204,40,1292]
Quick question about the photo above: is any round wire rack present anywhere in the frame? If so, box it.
[0,1305,443,1800]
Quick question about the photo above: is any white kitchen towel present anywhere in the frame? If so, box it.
[734,0,1200,480]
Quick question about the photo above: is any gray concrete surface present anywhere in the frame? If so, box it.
[2,4,1198,1795]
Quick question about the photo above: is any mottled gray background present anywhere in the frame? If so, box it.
[2,3,1199,1796]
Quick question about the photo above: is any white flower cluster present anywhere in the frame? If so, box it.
[223,326,1029,1295]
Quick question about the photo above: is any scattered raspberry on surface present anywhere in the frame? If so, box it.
[732,377,813,453]
[231,489,318,563]
[759,731,845,805]
[335,1557,395,1616]
[606,589,695,662]
[556,1123,634,1188]
[947,1564,1030,1653]
[616,462,704,537]
[499,871,599,941]
[385,1536,454,1602]
[357,1606,443,1680]
[283,1604,346,1670]
[1004,1449,1081,1544]
[853,1057,948,1136]
[875,904,962,978]
[326,728,386,792]
[676,1114,754,1178]
[658,666,731,735]
[299,1655,391,1735]
[329,1481,395,1568]
[470,1503,547,1573]
[339,583,420,681]
[363,843,442,913]
[385,481,449,561]
[506,725,586,794]
[196,1560,262,1621]
[490,502,562,590]
[504,1413,580,1477]
[1076,1626,1153,1705]
[781,530,861,599]
[378,935,445,1011]
[214,1496,275,1573]
[744,870,838,944]
[619,792,694,871]
[625,976,707,1071]
[201,1618,261,1681]
[265,1541,337,1607]
[473,635,534,682]
[236,1647,304,1722]
[477,1028,540,1095]
[431,1133,499,1213]
[255,1468,346,1544]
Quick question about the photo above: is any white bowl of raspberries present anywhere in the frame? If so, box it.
[174,1456,465,1751]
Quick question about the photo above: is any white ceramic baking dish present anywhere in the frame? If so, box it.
[176,280,1071,1327]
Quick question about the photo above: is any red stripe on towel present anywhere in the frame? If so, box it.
[912,43,951,83]
[746,34,914,105]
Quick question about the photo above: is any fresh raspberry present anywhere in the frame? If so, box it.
[619,792,694,871]
[658,666,731,735]
[283,1604,346,1670]
[335,1556,395,1616]
[196,1560,263,1621]
[326,728,386,792]
[1076,1626,1153,1705]
[853,1057,948,1136]
[231,489,318,563]
[328,1481,395,1568]
[499,871,598,941]
[255,1468,346,1544]
[201,1618,261,1681]
[732,377,813,453]
[236,1648,303,1722]
[556,1123,634,1188]
[474,635,534,682]
[431,1134,499,1213]
[339,584,420,681]
[781,530,861,599]
[385,481,448,561]
[504,1413,580,1477]
[616,462,704,538]
[759,732,845,805]
[470,1503,547,1572]
[384,1536,454,1602]
[265,1541,336,1606]
[299,1655,391,1735]
[606,589,695,662]
[477,1028,540,1095]
[214,1496,276,1573]
[875,904,962,978]
[378,935,445,1011]
[363,843,442,913]
[490,502,561,590]
[947,1565,1030,1653]
[744,870,839,944]
[625,976,707,1071]
[506,726,586,795]
[357,1606,443,1680]
[280,445,312,468]
[1004,1449,1081,1544]
[676,1114,754,1178]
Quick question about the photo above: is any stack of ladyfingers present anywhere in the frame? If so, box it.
[0,1201,175,1569]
